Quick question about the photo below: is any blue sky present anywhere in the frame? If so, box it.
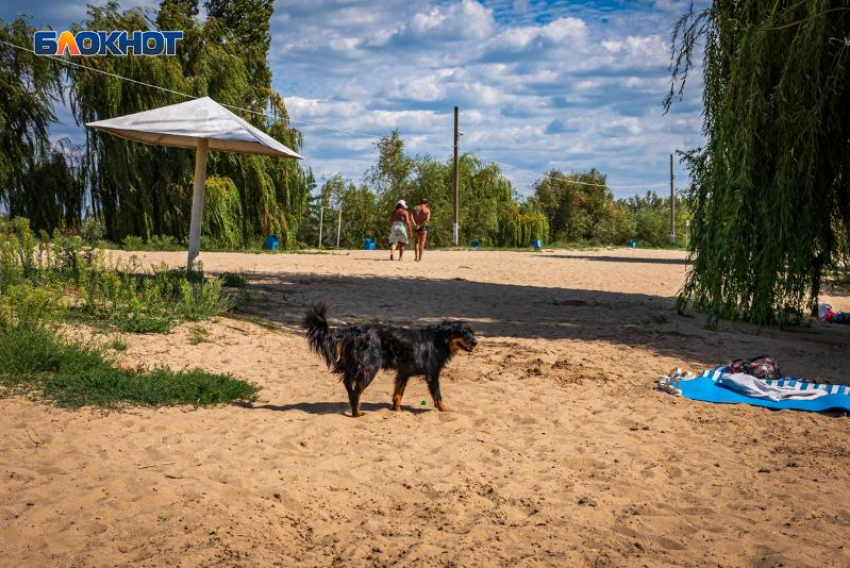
[3,0,708,197]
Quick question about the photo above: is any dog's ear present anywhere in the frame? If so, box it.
[434,320,456,345]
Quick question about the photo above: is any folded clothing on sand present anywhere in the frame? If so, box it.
[717,372,828,402]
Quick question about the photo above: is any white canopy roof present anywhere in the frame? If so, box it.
[86,96,303,159]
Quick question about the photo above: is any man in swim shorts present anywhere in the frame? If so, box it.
[411,198,431,262]
[389,199,412,261]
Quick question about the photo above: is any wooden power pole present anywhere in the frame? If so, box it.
[670,153,676,243]
[453,106,460,246]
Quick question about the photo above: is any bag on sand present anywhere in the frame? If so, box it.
[728,355,781,381]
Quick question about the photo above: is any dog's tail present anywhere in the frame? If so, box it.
[303,300,336,368]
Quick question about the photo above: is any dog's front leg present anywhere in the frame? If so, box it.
[427,374,448,412]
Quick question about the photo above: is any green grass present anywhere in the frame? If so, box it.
[219,272,248,288]
[108,337,129,351]
[0,324,259,408]
[0,218,260,409]
[188,324,210,345]
[78,265,236,333]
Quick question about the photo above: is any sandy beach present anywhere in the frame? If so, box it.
[2,248,849,567]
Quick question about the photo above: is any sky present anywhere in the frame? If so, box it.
[2,0,708,198]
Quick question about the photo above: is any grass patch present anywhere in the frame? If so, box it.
[188,324,210,345]
[0,217,238,334]
[0,218,260,408]
[0,324,258,408]
[219,272,248,288]
[108,337,129,351]
[78,263,235,333]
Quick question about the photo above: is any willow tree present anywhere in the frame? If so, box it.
[497,199,549,248]
[68,0,309,248]
[533,169,613,243]
[668,1,850,325]
[0,17,67,231]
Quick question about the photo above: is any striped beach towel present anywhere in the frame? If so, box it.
[676,366,850,413]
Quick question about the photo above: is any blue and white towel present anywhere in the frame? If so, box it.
[674,366,850,413]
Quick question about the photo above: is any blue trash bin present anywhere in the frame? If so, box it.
[628,240,637,249]
[265,234,279,251]
[532,239,541,250]
[469,240,480,249]
[364,238,376,250]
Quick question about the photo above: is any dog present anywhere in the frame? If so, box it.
[302,301,477,417]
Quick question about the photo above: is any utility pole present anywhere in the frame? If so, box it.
[336,207,342,248]
[318,206,324,248]
[670,153,676,243]
[452,106,460,246]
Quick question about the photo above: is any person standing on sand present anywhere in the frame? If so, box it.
[412,198,431,262]
[388,200,412,261]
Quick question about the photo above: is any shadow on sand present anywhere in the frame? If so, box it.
[234,400,430,416]
[228,270,850,371]
[539,254,691,265]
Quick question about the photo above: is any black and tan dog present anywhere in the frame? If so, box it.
[303,301,477,417]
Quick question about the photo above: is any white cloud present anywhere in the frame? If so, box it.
[410,0,495,40]
[265,0,703,196]
[1,0,706,197]
[542,17,588,42]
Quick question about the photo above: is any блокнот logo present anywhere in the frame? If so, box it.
[33,31,183,56]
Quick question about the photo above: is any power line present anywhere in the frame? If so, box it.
[1,37,677,191]
[498,160,670,189]
[0,38,388,140]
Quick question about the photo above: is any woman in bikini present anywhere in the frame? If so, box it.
[388,200,413,261]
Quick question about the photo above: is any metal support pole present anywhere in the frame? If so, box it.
[670,153,676,243]
[187,137,209,268]
[318,206,324,248]
[452,106,460,246]
[336,207,342,248]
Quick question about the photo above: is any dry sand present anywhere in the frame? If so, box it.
[2,248,850,567]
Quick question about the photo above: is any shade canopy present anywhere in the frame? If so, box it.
[86,96,303,159]
[85,96,302,267]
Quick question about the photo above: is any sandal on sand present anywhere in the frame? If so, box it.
[656,367,696,397]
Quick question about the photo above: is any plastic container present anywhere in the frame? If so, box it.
[628,240,637,249]
[532,239,542,250]
[469,240,480,249]
[364,238,376,250]
[264,234,279,251]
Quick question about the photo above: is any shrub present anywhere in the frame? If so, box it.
[1,219,238,334]
[79,261,234,333]
[220,272,248,288]
[80,216,105,246]
[122,235,145,251]
[0,283,66,330]
[149,234,182,251]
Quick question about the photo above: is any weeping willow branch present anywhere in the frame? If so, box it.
[668,0,850,326]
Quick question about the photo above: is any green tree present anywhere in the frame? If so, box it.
[66,0,308,248]
[533,169,612,242]
[667,1,850,325]
[18,141,86,233]
[0,17,65,231]
[366,129,414,208]
[337,183,382,249]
